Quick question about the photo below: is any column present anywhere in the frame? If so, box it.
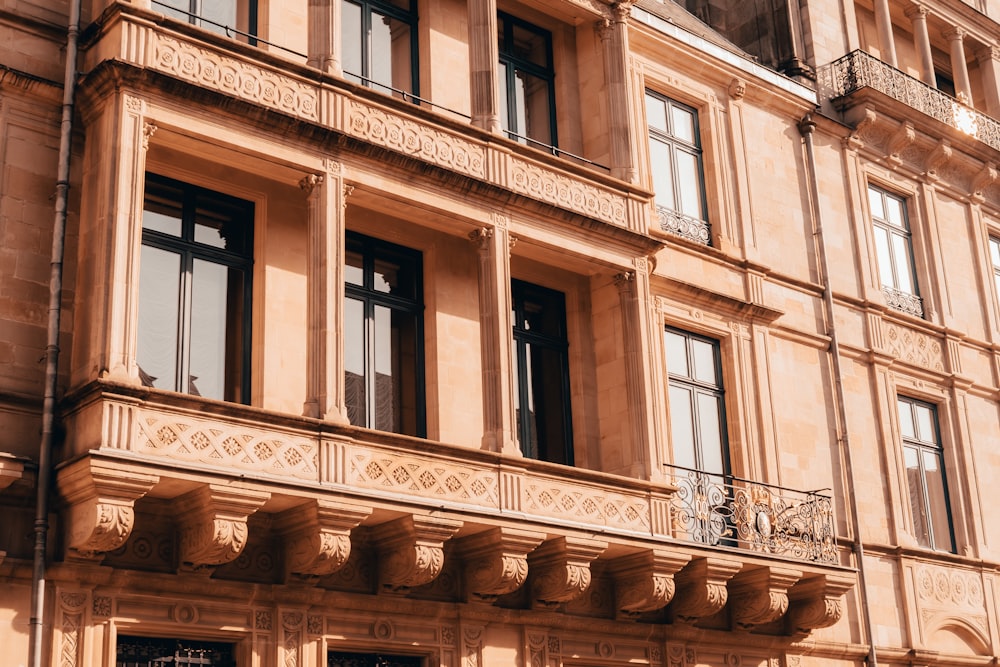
[307,0,342,74]
[598,2,637,183]
[873,0,897,67]
[301,161,351,423]
[906,4,936,86]
[945,28,973,104]
[976,46,1000,117]
[467,0,501,132]
[470,213,519,455]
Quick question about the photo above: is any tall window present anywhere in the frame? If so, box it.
[342,0,418,98]
[117,636,235,667]
[897,396,954,552]
[868,184,923,317]
[664,328,728,475]
[511,280,572,464]
[137,174,253,403]
[345,231,425,436]
[646,92,708,244]
[989,236,1000,304]
[154,0,258,41]
[498,12,557,150]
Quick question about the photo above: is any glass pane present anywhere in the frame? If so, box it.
[691,338,717,385]
[374,252,418,299]
[891,233,914,293]
[373,305,394,431]
[529,344,570,464]
[137,245,181,391]
[670,105,695,143]
[498,61,511,134]
[886,195,905,228]
[649,139,676,211]
[511,23,548,67]
[897,398,915,439]
[904,445,930,547]
[188,259,231,401]
[868,186,885,221]
[675,149,703,220]
[346,248,364,286]
[922,450,953,551]
[914,403,935,444]
[873,227,894,289]
[371,11,412,96]
[669,385,696,470]
[990,237,1000,268]
[391,308,420,436]
[515,69,551,146]
[143,208,182,237]
[697,392,724,474]
[199,0,237,31]
[341,0,363,82]
[344,298,366,427]
[157,0,192,23]
[665,330,688,378]
[645,94,667,132]
[194,205,249,253]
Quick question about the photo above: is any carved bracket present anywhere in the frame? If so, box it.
[279,499,372,582]
[176,485,270,570]
[59,459,159,559]
[529,536,608,608]
[670,557,742,623]
[885,121,915,166]
[971,162,997,202]
[458,527,545,602]
[787,573,855,635]
[371,515,463,593]
[923,140,952,182]
[728,566,803,629]
[609,550,691,617]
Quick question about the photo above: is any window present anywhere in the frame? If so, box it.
[897,396,954,552]
[117,636,235,667]
[868,184,923,317]
[989,236,1000,303]
[646,91,708,244]
[498,12,557,150]
[664,328,728,476]
[154,0,258,41]
[329,652,423,667]
[511,280,572,464]
[345,231,425,436]
[137,174,253,403]
[341,0,418,98]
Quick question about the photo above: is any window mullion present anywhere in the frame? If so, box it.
[177,250,195,395]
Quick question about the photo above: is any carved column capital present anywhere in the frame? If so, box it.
[299,173,324,196]
[280,499,371,581]
[787,573,855,634]
[904,3,929,19]
[176,485,270,570]
[59,459,159,559]
[728,566,803,629]
[469,226,495,250]
[529,536,607,608]
[944,26,967,41]
[670,556,742,623]
[609,550,691,617]
[141,122,157,151]
[372,515,463,592]
[458,527,545,602]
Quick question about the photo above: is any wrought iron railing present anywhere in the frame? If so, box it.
[820,49,1000,152]
[882,285,924,318]
[664,464,837,564]
[655,205,711,245]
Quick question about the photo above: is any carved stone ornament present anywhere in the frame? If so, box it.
[457,527,545,602]
[529,536,608,608]
[58,459,159,558]
[176,485,270,570]
[923,140,952,182]
[371,515,463,592]
[279,499,371,581]
[670,557,742,623]
[787,573,855,634]
[0,455,25,491]
[610,550,691,617]
[886,121,916,166]
[728,566,803,629]
[729,78,747,100]
[971,162,997,201]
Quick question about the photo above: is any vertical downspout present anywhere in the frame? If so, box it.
[28,0,82,665]
[799,114,879,667]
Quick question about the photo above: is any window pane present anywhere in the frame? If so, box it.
[515,70,551,146]
[498,61,511,133]
[891,233,914,293]
[670,105,695,143]
[922,450,953,552]
[344,298,366,427]
[513,343,536,458]
[873,226,894,288]
[914,403,935,444]
[675,149,703,220]
[341,0,363,82]
[649,138,676,211]
[665,330,688,377]
[897,398,915,439]
[370,11,412,95]
[510,23,548,67]
[157,0,192,23]
[885,196,905,227]
[194,197,250,253]
[904,445,931,547]
[696,392,724,474]
[199,0,237,31]
[529,344,570,465]
[669,385,696,469]
[346,248,364,286]
[137,245,181,391]
[990,237,1000,267]
[646,94,667,132]
[868,186,885,220]
[188,259,231,401]
[143,207,182,237]
[373,305,395,431]
[691,338,717,384]
[374,252,418,299]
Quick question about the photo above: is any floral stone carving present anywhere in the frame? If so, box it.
[670,557,742,623]
[529,536,608,608]
[279,499,371,581]
[728,566,802,629]
[609,550,692,617]
[458,527,545,602]
[371,515,463,592]
[787,573,856,634]
[176,485,270,570]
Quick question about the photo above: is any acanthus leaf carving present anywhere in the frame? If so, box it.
[728,566,802,629]
[176,485,270,570]
[529,537,607,608]
[279,499,371,581]
[371,515,462,592]
[457,527,545,602]
[610,550,691,617]
[670,557,742,623]
[787,573,855,634]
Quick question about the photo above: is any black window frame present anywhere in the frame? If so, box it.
[341,0,420,99]
[344,230,426,437]
[138,173,254,404]
[645,90,708,229]
[497,11,558,150]
[117,636,236,667]
[511,279,573,465]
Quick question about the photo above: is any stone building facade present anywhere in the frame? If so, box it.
[1,0,999,666]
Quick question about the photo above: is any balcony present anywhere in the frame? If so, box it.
[820,49,1000,153]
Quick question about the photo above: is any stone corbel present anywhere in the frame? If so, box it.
[885,121,915,166]
[176,485,270,570]
[372,515,463,593]
[923,140,952,182]
[529,536,608,608]
[0,455,26,492]
[669,556,742,623]
[457,527,546,602]
[971,162,997,202]
[727,566,803,629]
[844,107,878,151]
[609,550,691,617]
[279,499,372,582]
[59,459,159,559]
[786,573,855,635]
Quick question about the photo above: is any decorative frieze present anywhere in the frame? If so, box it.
[508,157,628,227]
[883,323,944,370]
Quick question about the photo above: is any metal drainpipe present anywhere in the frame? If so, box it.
[28,0,82,665]
[798,114,879,667]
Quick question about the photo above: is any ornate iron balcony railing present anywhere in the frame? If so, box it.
[664,464,837,564]
[656,205,711,245]
[820,49,1000,152]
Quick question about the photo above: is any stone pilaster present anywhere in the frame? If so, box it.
[598,2,637,183]
[468,0,500,132]
[307,0,342,74]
